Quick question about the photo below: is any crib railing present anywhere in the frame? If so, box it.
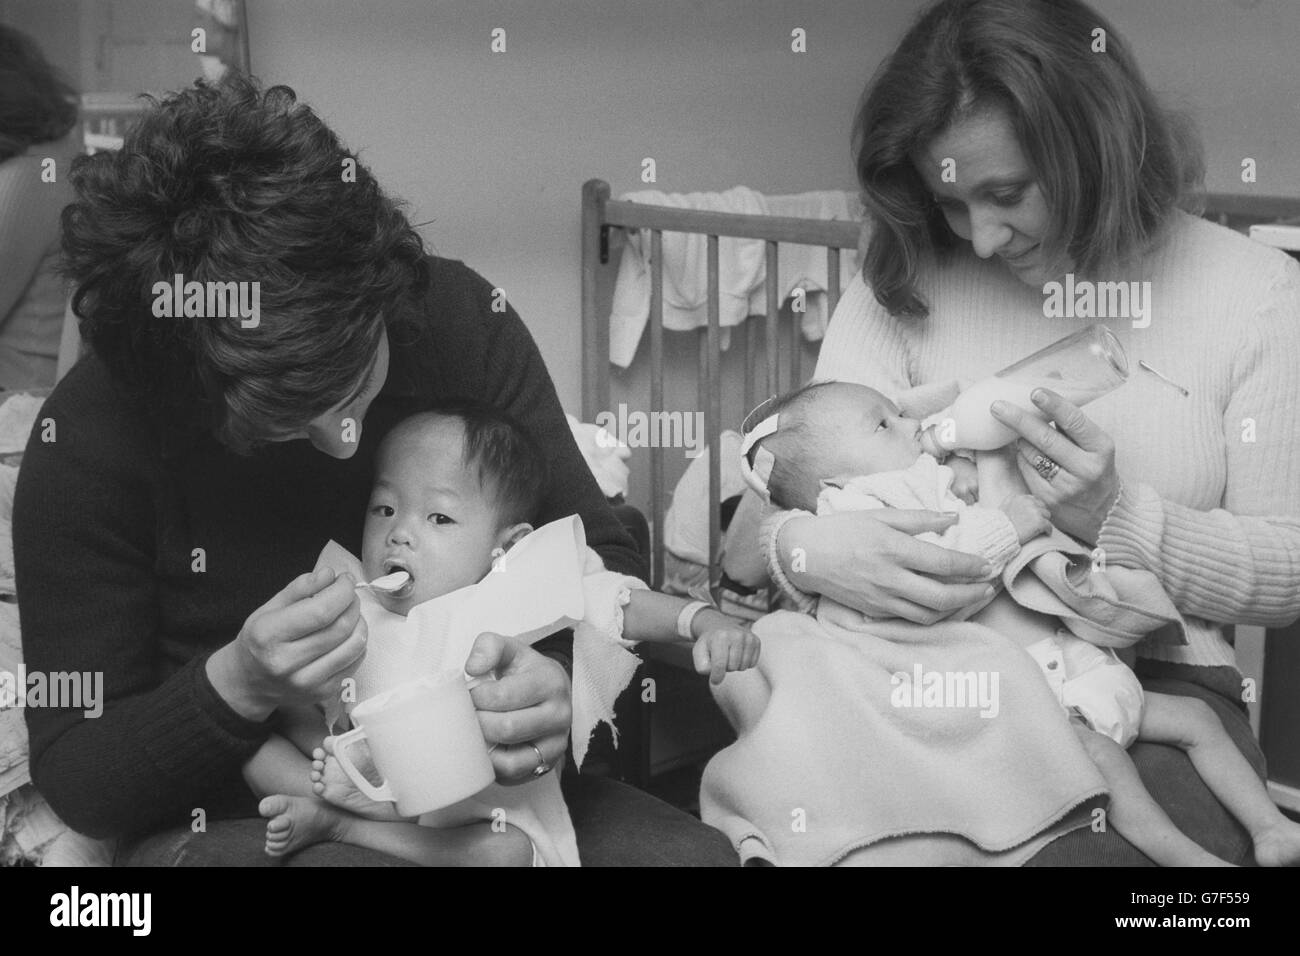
[581,179,860,599]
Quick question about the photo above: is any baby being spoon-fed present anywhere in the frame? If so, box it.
[357,570,411,593]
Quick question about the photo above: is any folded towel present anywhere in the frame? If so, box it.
[609,187,767,368]
[608,188,862,368]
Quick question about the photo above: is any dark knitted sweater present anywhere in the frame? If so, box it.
[14,257,643,839]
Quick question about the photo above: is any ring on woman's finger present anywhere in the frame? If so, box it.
[1032,454,1061,483]
[529,741,551,778]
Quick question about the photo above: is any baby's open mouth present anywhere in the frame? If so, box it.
[371,560,414,597]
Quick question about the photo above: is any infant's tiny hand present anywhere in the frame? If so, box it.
[693,624,761,685]
[1002,493,1051,543]
[948,457,979,505]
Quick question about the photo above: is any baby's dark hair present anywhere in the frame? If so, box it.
[745,381,839,513]
[382,403,548,527]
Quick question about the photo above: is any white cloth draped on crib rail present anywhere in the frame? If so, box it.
[607,187,863,369]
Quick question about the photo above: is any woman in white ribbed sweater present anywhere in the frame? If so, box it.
[725,0,1300,865]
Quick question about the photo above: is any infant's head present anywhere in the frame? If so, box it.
[745,381,922,512]
[362,404,547,614]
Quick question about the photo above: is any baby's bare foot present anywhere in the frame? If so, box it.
[258,795,349,858]
[310,740,407,822]
[1253,821,1300,867]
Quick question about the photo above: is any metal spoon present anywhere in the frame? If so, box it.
[355,570,411,593]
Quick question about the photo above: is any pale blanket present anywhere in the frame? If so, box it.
[700,608,1107,866]
[313,515,645,867]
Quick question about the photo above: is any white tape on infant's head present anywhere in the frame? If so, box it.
[749,445,776,496]
[739,413,780,502]
[740,411,779,453]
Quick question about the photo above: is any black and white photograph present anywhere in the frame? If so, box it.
[0,0,1297,926]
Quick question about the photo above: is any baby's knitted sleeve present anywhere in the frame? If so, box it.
[828,464,1022,575]
[942,506,1021,576]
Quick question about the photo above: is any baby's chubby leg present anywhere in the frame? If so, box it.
[1141,692,1300,867]
[243,733,316,799]
[242,704,331,798]
[259,796,533,866]
[1071,723,1233,866]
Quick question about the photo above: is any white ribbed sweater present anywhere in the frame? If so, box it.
[813,212,1300,670]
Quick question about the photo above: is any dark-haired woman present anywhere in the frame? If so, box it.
[0,25,78,389]
[727,0,1300,864]
[14,75,736,865]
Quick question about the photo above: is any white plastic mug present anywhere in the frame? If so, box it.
[332,672,495,817]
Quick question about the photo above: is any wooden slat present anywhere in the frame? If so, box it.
[765,242,779,396]
[826,245,842,319]
[605,198,861,248]
[790,305,801,387]
[705,235,722,603]
[743,321,756,413]
[649,230,665,591]
[580,180,610,422]
[1203,192,1300,222]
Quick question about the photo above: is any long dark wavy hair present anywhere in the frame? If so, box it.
[0,25,78,162]
[852,0,1205,317]
[60,74,430,453]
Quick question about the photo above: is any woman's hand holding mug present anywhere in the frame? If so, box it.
[465,632,572,785]
[207,566,369,721]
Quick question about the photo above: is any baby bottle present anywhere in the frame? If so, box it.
[920,324,1129,455]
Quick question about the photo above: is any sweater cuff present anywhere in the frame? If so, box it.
[962,509,1022,575]
[138,655,271,780]
[1096,481,1163,574]
[761,508,819,615]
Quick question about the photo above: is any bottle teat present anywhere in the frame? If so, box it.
[919,425,948,459]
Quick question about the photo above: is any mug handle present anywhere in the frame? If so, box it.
[331,727,396,804]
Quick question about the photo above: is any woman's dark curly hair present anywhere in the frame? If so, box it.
[0,25,79,162]
[60,73,429,453]
[853,0,1204,317]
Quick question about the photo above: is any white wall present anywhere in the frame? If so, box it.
[1092,0,1300,196]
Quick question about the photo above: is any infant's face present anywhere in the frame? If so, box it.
[814,384,922,479]
[361,419,507,615]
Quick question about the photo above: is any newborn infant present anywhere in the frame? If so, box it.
[740,380,1300,867]
[744,380,1048,568]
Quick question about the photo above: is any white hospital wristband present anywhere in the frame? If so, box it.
[676,601,710,641]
